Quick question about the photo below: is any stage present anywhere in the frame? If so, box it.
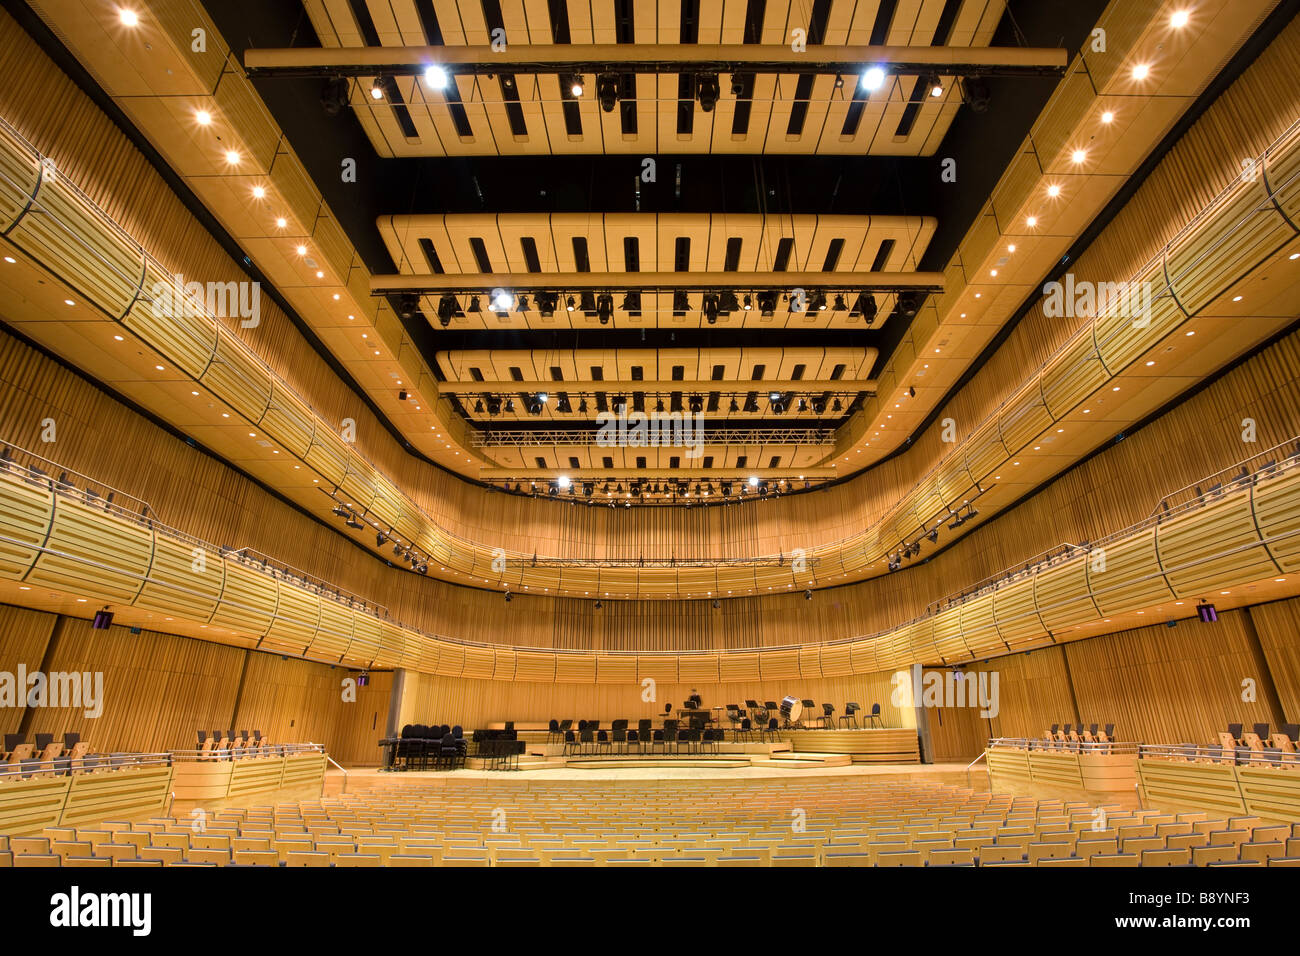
[450,727,921,772]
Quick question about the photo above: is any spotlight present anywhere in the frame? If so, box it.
[742,294,753,311]
[804,590,812,601]
[832,399,842,412]
[756,291,777,315]
[486,398,501,415]
[696,73,720,111]
[566,295,576,312]
[673,290,690,313]
[558,475,571,490]
[620,291,641,313]
[962,76,991,113]
[321,76,350,116]
[728,398,739,413]
[567,75,584,97]
[505,591,513,603]
[712,599,721,609]
[423,65,449,89]
[92,608,114,629]
[926,527,939,543]
[370,79,386,100]
[505,398,515,413]
[926,74,943,97]
[596,73,619,112]
[1197,601,1218,623]
[579,291,596,313]
[436,294,457,326]
[517,294,530,312]
[490,289,513,312]
[332,504,350,518]
[897,291,919,317]
[811,290,827,312]
[748,476,759,488]
[703,293,719,324]
[729,72,751,97]
[398,390,408,401]
[474,399,484,413]
[397,293,421,319]
[594,600,603,610]
[833,294,847,311]
[536,291,558,315]
[860,67,886,91]
[596,293,614,324]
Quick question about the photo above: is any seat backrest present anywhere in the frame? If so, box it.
[846,702,859,714]
[1228,723,1243,739]
[580,728,593,742]
[638,719,651,732]
[871,703,881,716]
[34,733,53,751]
[1284,723,1300,743]
[1253,723,1269,740]
[548,720,559,732]
[822,704,834,715]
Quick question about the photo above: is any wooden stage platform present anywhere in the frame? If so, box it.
[467,727,919,771]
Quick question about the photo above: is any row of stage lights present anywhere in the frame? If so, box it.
[886,501,980,571]
[468,392,854,416]
[360,66,958,113]
[502,474,807,502]
[405,289,905,326]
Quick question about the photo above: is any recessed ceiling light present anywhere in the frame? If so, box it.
[1232,295,1243,302]
[2,256,13,263]
[1007,244,1016,253]
[1047,184,1062,197]
[155,364,164,371]
[296,245,307,256]
[1101,110,1114,124]
[224,150,240,165]
[63,298,74,306]
[113,334,123,341]
[1132,64,1150,80]
[1185,330,1195,336]
[119,9,139,26]
[990,269,998,277]
[1071,149,1087,164]
[1290,252,1300,260]
[1026,216,1038,227]
[275,217,287,229]
[252,185,266,199]
[1145,360,1155,366]
[1171,10,1189,28]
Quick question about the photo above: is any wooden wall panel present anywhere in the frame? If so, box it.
[0,603,57,735]
[1,603,392,763]
[1244,597,1300,722]
[397,670,905,732]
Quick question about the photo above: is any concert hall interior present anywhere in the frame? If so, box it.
[2,0,1300,884]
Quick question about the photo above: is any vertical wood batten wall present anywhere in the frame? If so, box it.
[0,604,390,764]
[928,600,1300,760]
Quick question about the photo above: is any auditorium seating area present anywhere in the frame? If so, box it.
[4,778,1299,868]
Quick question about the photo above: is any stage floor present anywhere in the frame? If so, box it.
[325,761,985,793]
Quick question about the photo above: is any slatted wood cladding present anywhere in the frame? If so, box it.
[0,603,58,735]
[1,605,390,765]
[0,8,1297,582]
[3,314,1299,654]
[397,669,904,732]
[929,605,1293,760]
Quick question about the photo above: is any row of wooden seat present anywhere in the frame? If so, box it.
[4,777,1298,866]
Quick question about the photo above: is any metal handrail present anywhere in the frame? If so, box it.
[988,737,1139,754]
[0,751,171,779]
[325,754,349,793]
[1139,742,1300,768]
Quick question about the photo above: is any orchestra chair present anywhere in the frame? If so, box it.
[821,703,835,729]
[866,703,883,728]
[839,703,859,729]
